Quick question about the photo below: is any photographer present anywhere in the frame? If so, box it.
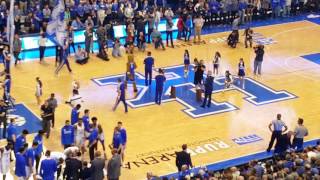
[253,45,265,75]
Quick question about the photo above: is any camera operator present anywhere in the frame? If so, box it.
[0,99,8,138]
[253,45,265,75]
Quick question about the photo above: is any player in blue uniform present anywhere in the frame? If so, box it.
[15,147,27,179]
[111,127,123,154]
[25,142,38,179]
[3,74,11,101]
[155,69,166,105]
[82,109,90,132]
[14,129,28,154]
[144,51,154,86]
[183,50,190,77]
[33,130,45,173]
[40,150,57,180]
[112,78,128,113]
[71,104,81,125]
[88,124,98,161]
[117,121,127,161]
[237,58,245,88]
[61,120,74,149]
[7,118,17,144]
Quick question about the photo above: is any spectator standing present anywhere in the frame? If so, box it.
[176,144,193,172]
[61,120,74,149]
[39,33,47,62]
[292,118,308,152]
[253,45,265,75]
[64,151,82,180]
[42,5,51,22]
[147,12,155,43]
[107,148,122,180]
[47,93,58,128]
[267,114,288,152]
[90,151,106,180]
[166,16,174,48]
[39,150,57,180]
[96,25,107,58]
[84,26,93,58]
[201,70,214,108]
[67,26,76,54]
[13,34,22,66]
[193,15,205,44]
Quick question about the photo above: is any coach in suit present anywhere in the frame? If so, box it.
[175,144,193,172]
[90,151,106,180]
[107,148,122,180]
[201,70,214,108]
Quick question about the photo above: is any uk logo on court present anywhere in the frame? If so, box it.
[232,134,263,145]
[92,65,296,118]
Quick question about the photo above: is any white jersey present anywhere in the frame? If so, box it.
[98,132,105,142]
[69,94,83,107]
[50,152,66,162]
[75,124,85,146]
[0,148,11,174]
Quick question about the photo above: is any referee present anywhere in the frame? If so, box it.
[267,114,288,152]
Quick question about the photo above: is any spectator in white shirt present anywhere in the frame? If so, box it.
[193,15,205,44]
[39,33,47,62]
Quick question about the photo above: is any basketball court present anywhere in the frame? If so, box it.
[4,18,320,179]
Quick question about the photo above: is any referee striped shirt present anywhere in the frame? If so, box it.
[271,119,286,131]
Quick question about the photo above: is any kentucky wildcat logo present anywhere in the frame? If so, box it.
[93,65,296,118]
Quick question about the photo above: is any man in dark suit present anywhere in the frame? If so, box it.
[175,144,193,172]
[90,151,106,180]
[201,70,214,108]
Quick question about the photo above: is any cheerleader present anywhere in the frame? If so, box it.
[183,50,190,77]
[35,77,43,105]
[224,70,233,90]
[238,58,245,88]
[213,52,221,76]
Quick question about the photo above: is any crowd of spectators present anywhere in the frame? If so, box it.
[148,143,320,180]
[0,0,319,45]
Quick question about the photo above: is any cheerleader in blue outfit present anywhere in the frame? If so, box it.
[183,50,190,77]
[238,58,245,88]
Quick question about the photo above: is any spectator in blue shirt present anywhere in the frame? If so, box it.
[6,118,17,144]
[88,123,98,161]
[82,109,90,132]
[61,120,74,149]
[40,150,57,180]
[185,15,192,42]
[25,141,38,180]
[33,130,45,172]
[71,16,85,29]
[155,68,166,105]
[15,147,27,179]
[144,51,155,86]
[71,104,81,125]
[14,129,28,153]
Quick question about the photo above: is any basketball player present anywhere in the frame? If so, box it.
[97,124,106,151]
[112,78,128,113]
[71,104,81,125]
[72,80,80,92]
[61,120,75,149]
[15,147,27,180]
[82,109,90,132]
[224,70,233,90]
[144,51,154,86]
[183,50,190,77]
[213,52,221,76]
[25,141,38,180]
[117,121,127,161]
[33,130,45,173]
[0,142,13,180]
[39,150,57,180]
[74,118,86,152]
[155,68,166,105]
[66,89,83,108]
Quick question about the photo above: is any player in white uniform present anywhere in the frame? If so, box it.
[74,119,86,152]
[0,142,13,180]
